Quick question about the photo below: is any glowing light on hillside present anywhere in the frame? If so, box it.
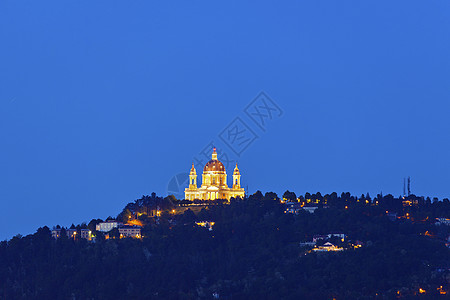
[438,286,447,295]
[127,219,144,227]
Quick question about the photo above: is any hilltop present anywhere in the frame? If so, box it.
[0,191,449,299]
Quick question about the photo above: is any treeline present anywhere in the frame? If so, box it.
[283,190,450,219]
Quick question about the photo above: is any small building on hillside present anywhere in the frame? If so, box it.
[299,241,316,247]
[402,198,418,207]
[312,235,329,243]
[196,221,215,231]
[302,206,318,214]
[118,225,142,238]
[96,220,124,232]
[386,212,398,221]
[285,202,302,214]
[436,218,450,226]
[312,242,344,252]
[52,228,91,240]
[313,233,346,243]
[285,202,318,214]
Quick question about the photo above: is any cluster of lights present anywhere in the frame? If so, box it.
[119,233,142,239]
[196,221,215,231]
[196,221,215,227]
[438,286,447,295]
[311,243,344,252]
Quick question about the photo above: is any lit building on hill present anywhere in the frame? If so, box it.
[118,225,141,238]
[184,148,245,201]
[95,221,142,239]
[196,221,215,231]
[96,220,123,232]
[312,242,344,252]
[52,228,91,240]
[436,218,450,226]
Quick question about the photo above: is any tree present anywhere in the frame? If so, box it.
[59,227,67,240]
[162,196,176,210]
[197,208,211,220]
[35,226,51,240]
[249,190,264,201]
[283,190,297,202]
[167,194,177,202]
[108,227,120,239]
[118,208,133,223]
[264,192,279,201]
[180,209,196,224]
[88,219,103,233]
[315,192,323,202]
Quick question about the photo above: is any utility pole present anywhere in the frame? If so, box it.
[407,177,411,196]
[403,178,406,197]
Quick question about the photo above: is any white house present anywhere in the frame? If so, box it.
[96,220,124,232]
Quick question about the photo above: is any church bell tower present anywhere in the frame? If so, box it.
[232,163,241,189]
[189,163,197,189]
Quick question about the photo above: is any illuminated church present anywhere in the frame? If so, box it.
[184,148,245,201]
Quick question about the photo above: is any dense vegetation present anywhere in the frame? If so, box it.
[0,191,449,299]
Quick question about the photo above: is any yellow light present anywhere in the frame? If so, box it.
[438,286,447,295]
[419,288,426,294]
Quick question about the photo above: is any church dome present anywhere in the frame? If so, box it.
[203,147,226,173]
[203,159,225,172]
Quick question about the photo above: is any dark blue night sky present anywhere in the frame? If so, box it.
[1,1,449,240]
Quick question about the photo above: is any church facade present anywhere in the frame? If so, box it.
[184,148,245,201]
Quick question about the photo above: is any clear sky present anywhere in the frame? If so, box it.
[1,1,449,240]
